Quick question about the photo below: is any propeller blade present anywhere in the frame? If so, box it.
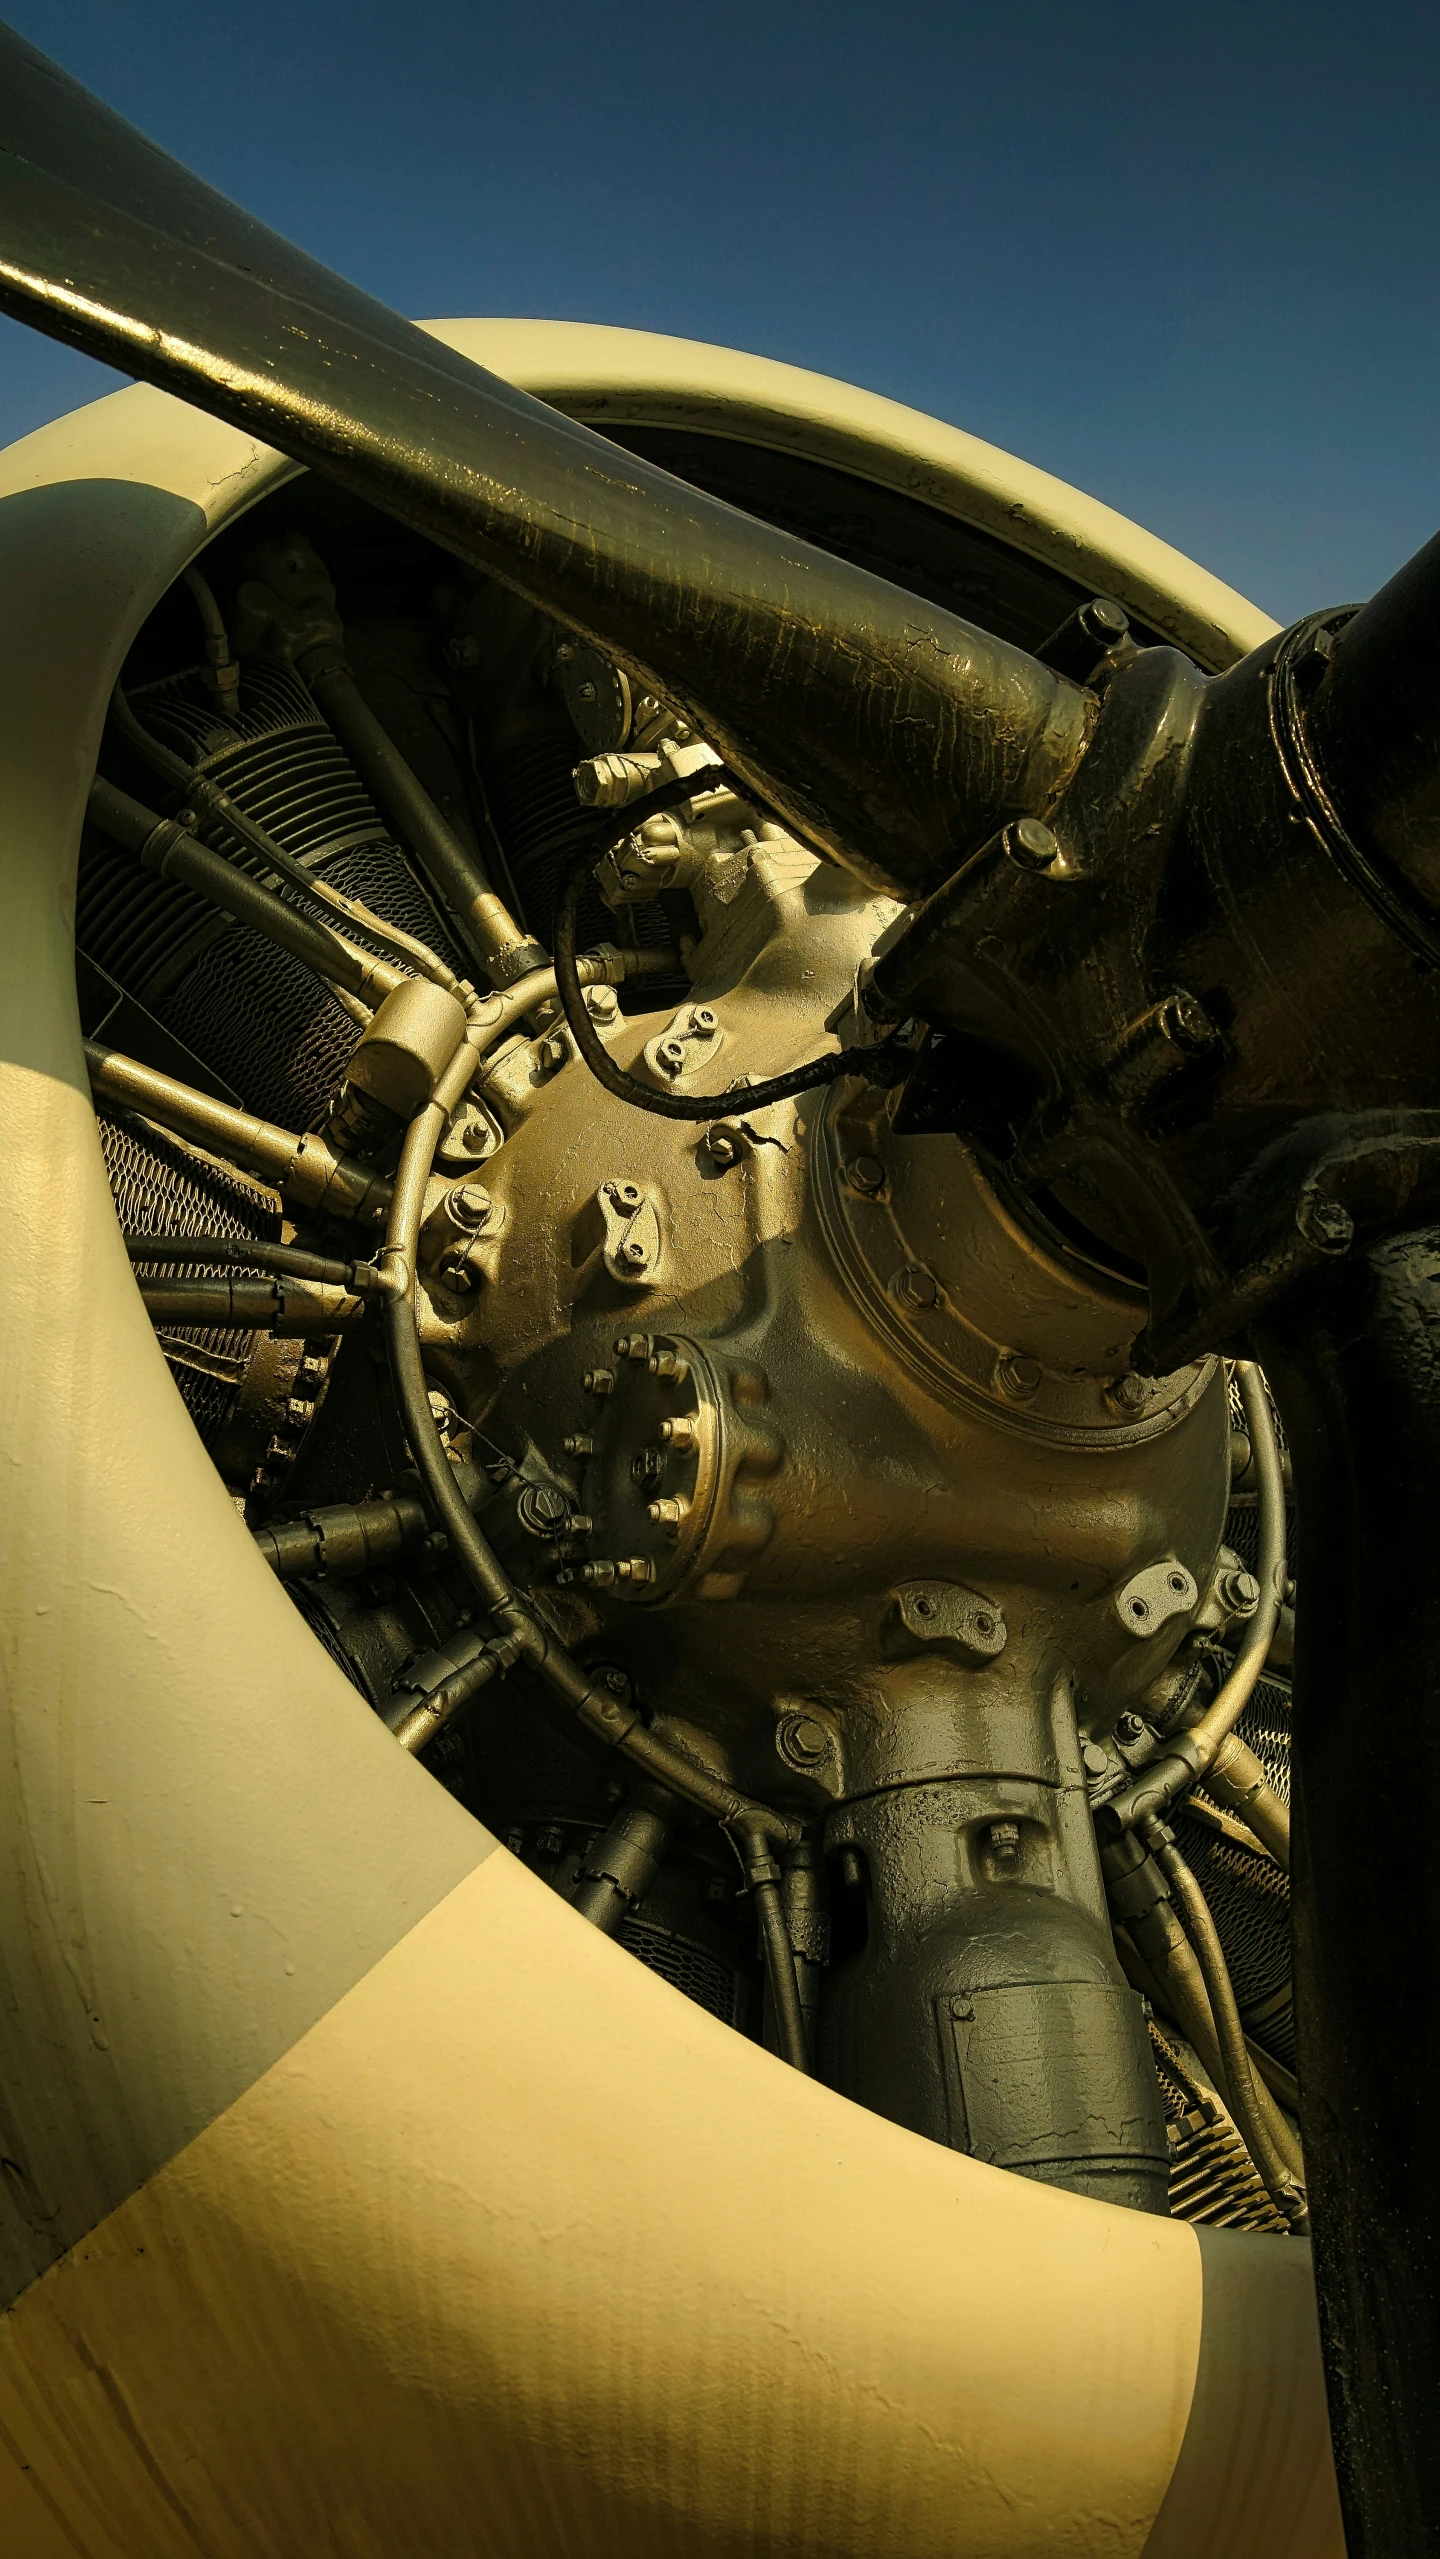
[0,25,1084,897]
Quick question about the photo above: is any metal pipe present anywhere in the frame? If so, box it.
[569,1788,675,1934]
[1204,1731,1291,1871]
[125,1232,389,1294]
[109,681,479,1003]
[138,1276,366,1332]
[85,1041,393,1225]
[382,1624,525,1754]
[302,655,532,980]
[88,775,404,1012]
[1150,1823,1307,2231]
[251,1494,431,1582]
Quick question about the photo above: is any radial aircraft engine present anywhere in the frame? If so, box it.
[0,24,1436,2559]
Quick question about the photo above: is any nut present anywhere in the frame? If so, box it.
[996,1352,1042,1399]
[1003,817,1061,872]
[656,1039,687,1075]
[776,1712,832,1770]
[1296,1192,1354,1254]
[583,1367,616,1397]
[894,1262,939,1310]
[1159,991,1218,1053]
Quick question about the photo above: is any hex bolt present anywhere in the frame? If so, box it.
[614,1332,652,1361]
[895,1263,939,1310]
[648,1347,690,1383]
[706,1128,741,1167]
[585,984,619,1022]
[448,1182,494,1231]
[987,1818,1021,1866]
[1297,1192,1355,1254]
[996,1352,1043,1399]
[659,1416,697,1451]
[614,1556,656,1584]
[569,1513,594,1535]
[1114,1712,1148,1746]
[777,1712,831,1768]
[580,1560,617,1586]
[583,1367,616,1397]
[562,1433,595,1458]
[646,1497,689,1526]
[539,1033,569,1071]
[517,1482,569,1536]
[1220,1566,1261,1614]
[1108,1373,1150,1413]
[844,1153,886,1196]
[1003,817,1061,872]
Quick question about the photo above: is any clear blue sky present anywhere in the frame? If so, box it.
[2,0,1436,623]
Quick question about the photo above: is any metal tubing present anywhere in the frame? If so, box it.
[1152,1826,1307,2230]
[1205,1731,1291,1871]
[88,775,403,1010]
[251,1495,431,1582]
[569,1789,674,1934]
[138,1276,366,1332]
[126,1233,388,1294]
[85,1041,392,1224]
[303,658,528,977]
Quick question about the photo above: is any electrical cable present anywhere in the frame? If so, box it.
[551,776,914,1122]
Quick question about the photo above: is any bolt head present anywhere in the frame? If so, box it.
[997,1352,1043,1399]
[777,1712,830,1768]
[1003,817,1061,872]
[1108,1372,1149,1413]
[1115,1712,1147,1745]
[1297,1193,1354,1253]
[446,632,483,670]
[705,1127,740,1166]
[895,1262,939,1310]
[845,1153,886,1196]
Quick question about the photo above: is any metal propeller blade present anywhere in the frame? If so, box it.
[0,24,1086,900]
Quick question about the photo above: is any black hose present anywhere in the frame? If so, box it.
[551,787,913,1123]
